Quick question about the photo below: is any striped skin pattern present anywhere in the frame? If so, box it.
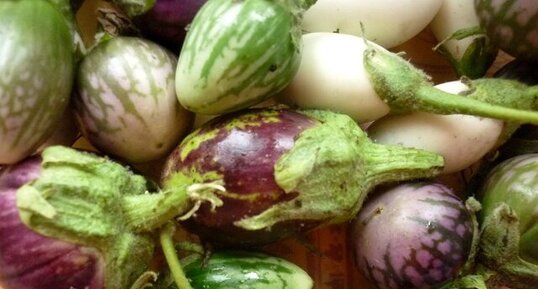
[475,0,538,60]
[0,0,74,164]
[162,108,319,246]
[182,251,313,289]
[0,156,104,289]
[76,37,193,164]
[175,0,302,114]
[353,183,473,289]
[479,153,538,263]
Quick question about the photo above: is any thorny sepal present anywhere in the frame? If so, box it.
[234,110,443,230]
[477,203,538,289]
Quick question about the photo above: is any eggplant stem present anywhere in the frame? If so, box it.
[159,223,194,289]
[416,85,538,123]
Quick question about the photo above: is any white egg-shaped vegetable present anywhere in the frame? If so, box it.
[277,32,391,123]
[367,80,504,174]
[301,0,444,48]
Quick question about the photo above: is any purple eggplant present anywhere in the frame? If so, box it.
[351,182,475,289]
[0,145,210,289]
[161,108,444,246]
[134,0,208,52]
[0,156,104,289]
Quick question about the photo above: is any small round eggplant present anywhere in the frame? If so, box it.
[161,108,444,246]
[75,36,194,164]
[351,182,474,289]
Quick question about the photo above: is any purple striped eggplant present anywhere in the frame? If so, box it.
[0,0,74,164]
[161,108,444,246]
[0,145,210,289]
[351,182,475,289]
[477,154,538,289]
[0,155,105,289]
[474,0,538,60]
[75,36,194,164]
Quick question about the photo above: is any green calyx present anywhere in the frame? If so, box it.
[363,44,538,124]
[433,25,498,79]
[235,109,443,230]
[477,203,538,289]
[15,146,201,289]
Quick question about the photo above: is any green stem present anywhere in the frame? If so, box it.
[122,184,192,232]
[414,85,538,123]
[364,142,444,187]
[159,223,194,289]
[363,44,538,123]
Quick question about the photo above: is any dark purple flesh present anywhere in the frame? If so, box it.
[351,182,474,289]
[0,157,104,289]
[134,0,207,53]
[163,108,320,246]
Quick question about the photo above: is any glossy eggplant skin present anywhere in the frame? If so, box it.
[134,0,207,53]
[351,182,474,289]
[0,156,104,289]
[163,108,319,246]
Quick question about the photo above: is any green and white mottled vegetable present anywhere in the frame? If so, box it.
[475,0,538,61]
[0,0,74,164]
[76,36,193,164]
[477,154,538,289]
[430,0,498,78]
[367,81,504,174]
[178,251,313,289]
[278,32,538,124]
[175,0,315,115]
[300,0,443,48]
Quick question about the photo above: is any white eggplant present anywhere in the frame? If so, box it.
[367,81,504,174]
[301,0,443,48]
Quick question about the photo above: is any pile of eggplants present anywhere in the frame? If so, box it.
[3,0,538,289]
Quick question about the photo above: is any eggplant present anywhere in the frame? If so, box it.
[0,156,104,289]
[75,36,194,164]
[0,146,214,289]
[175,0,316,115]
[161,107,444,246]
[477,153,538,289]
[474,0,538,61]
[180,251,313,289]
[134,0,208,53]
[0,0,74,164]
[351,182,477,289]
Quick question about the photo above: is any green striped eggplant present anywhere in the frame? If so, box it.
[175,0,316,115]
[475,0,538,60]
[0,0,74,164]
[75,36,194,164]
[477,154,538,289]
[175,251,313,289]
